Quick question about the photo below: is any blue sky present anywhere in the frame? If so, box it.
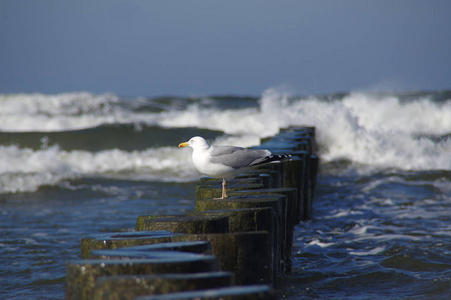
[1,0,450,97]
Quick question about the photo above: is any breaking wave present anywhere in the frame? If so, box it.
[1,89,450,193]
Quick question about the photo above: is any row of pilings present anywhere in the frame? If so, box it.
[66,126,318,300]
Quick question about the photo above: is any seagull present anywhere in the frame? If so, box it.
[179,136,290,199]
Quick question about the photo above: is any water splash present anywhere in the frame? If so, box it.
[0,90,449,193]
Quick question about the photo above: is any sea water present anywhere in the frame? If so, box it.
[0,89,450,299]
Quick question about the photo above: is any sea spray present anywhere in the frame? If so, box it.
[0,93,123,132]
[1,90,450,194]
[0,145,197,193]
[1,90,450,299]
[258,88,451,171]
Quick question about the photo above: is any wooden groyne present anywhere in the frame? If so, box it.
[66,126,318,299]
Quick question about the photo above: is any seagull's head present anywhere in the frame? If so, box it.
[178,136,210,150]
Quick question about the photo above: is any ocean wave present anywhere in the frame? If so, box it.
[0,92,261,133]
[0,144,199,194]
[0,124,224,152]
[257,88,451,171]
[1,89,450,193]
[0,133,272,194]
[156,88,451,171]
[0,92,124,132]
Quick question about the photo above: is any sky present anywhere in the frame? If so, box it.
[1,0,450,97]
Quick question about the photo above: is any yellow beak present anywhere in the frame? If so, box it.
[178,142,189,148]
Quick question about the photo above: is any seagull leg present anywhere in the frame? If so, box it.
[213,178,228,199]
[222,178,228,199]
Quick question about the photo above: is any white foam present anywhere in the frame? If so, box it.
[306,239,335,248]
[0,92,131,132]
[0,144,199,194]
[324,209,365,219]
[349,246,386,256]
[348,225,369,235]
[158,105,275,137]
[1,89,449,193]
[354,234,423,242]
[257,88,451,171]
[342,92,451,135]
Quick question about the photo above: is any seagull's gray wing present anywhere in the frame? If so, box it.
[209,146,271,169]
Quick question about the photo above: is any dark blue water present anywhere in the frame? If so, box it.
[0,91,450,299]
[280,167,451,299]
[0,180,197,299]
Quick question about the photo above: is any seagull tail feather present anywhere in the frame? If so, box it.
[249,154,291,167]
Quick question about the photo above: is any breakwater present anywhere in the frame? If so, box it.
[66,126,318,299]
